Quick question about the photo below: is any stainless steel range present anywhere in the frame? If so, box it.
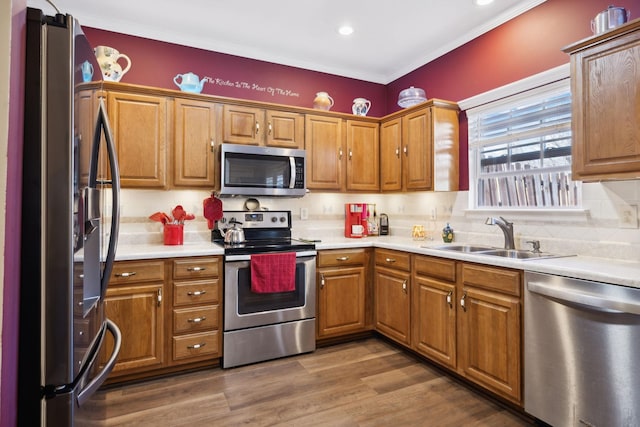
[213,210,316,368]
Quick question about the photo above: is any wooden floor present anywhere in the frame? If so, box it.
[82,338,533,426]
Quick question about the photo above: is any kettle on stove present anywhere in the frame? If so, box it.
[220,220,246,244]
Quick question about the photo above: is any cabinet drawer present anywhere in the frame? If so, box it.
[173,279,219,306]
[375,249,411,271]
[110,260,165,284]
[173,257,220,279]
[318,249,366,267]
[413,255,456,282]
[173,331,219,361]
[173,305,219,334]
[461,263,521,297]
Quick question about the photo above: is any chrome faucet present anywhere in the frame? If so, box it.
[485,217,515,250]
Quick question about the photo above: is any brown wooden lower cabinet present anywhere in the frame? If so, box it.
[316,249,371,338]
[372,250,523,406]
[102,260,166,377]
[412,255,457,370]
[374,249,411,346]
[104,256,222,383]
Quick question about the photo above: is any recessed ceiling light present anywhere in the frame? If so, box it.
[474,0,494,5]
[338,25,354,36]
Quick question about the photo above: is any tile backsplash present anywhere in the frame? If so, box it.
[119,180,640,261]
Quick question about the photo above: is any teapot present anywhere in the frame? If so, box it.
[94,45,131,82]
[591,5,631,35]
[174,72,206,93]
[220,220,246,244]
[352,98,371,116]
[313,91,334,110]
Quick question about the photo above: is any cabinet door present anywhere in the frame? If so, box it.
[346,120,379,191]
[458,286,521,404]
[402,107,433,191]
[103,283,164,375]
[570,30,640,180]
[173,99,217,187]
[380,118,402,191]
[412,275,456,369]
[222,105,262,145]
[265,110,304,148]
[317,266,366,337]
[305,114,344,191]
[375,266,411,346]
[107,91,167,188]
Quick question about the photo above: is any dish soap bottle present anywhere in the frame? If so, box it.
[442,223,454,243]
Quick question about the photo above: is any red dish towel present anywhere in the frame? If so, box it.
[251,252,296,293]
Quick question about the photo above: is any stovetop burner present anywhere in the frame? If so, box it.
[212,210,315,255]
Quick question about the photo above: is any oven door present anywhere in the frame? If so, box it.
[224,251,316,331]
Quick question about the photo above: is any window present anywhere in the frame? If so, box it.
[466,77,580,209]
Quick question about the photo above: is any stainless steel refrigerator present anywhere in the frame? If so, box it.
[19,7,122,426]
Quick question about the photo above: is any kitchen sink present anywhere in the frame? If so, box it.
[427,244,574,260]
[428,244,497,253]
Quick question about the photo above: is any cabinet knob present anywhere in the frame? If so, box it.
[255,121,260,134]
[403,146,408,156]
[188,316,206,323]
[385,258,396,263]
[320,273,325,289]
[268,122,272,135]
[446,290,453,308]
[339,148,343,160]
[402,280,408,293]
[336,256,350,261]
[395,147,400,158]
[187,266,206,272]
[460,291,467,312]
[349,149,353,160]
[157,288,162,306]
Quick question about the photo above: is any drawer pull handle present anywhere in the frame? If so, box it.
[402,280,408,294]
[188,316,206,323]
[115,271,136,278]
[336,256,350,261]
[187,290,207,296]
[460,292,467,312]
[446,291,453,308]
[385,258,396,263]
[187,343,206,350]
[187,266,206,272]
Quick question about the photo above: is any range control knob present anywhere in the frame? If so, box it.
[279,216,287,223]
[271,216,278,223]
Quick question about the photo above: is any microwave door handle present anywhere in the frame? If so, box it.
[289,157,296,189]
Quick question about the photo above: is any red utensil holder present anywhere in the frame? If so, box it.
[164,224,184,245]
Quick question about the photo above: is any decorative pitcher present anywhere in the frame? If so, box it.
[94,45,131,82]
[313,91,334,110]
[352,98,371,116]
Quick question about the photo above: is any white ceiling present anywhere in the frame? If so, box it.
[30,0,547,84]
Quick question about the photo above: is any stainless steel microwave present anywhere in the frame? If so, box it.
[219,143,307,197]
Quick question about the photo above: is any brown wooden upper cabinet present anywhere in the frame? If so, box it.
[173,98,218,188]
[107,91,168,188]
[306,114,379,192]
[380,100,459,192]
[564,19,640,181]
[222,104,304,148]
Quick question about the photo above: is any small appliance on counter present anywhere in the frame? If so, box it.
[345,203,379,238]
[379,213,389,235]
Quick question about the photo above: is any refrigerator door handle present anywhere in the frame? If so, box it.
[76,319,122,406]
[89,98,121,298]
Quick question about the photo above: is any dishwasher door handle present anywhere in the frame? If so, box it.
[528,281,640,315]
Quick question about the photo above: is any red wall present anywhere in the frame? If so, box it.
[83,28,388,117]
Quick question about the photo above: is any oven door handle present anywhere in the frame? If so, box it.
[226,250,317,262]
[289,156,296,189]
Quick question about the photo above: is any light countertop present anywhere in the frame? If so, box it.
[115,235,640,289]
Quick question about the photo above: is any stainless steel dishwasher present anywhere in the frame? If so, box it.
[524,272,640,427]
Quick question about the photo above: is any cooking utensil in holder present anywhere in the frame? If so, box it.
[164,223,184,245]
